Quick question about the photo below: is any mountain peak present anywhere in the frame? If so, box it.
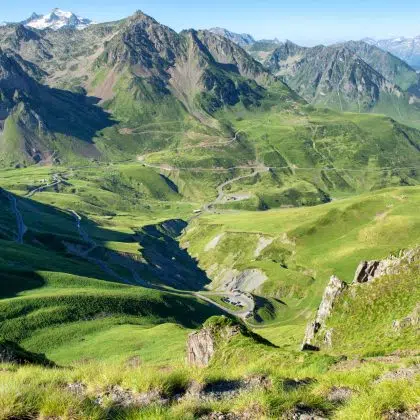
[22,8,93,31]
[208,27,255,48]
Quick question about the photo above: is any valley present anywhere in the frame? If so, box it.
[0,7,419,420]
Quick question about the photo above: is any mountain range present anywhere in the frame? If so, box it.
[263,40,420,119]
[207,27,420,73]
[0,11,295,167]
[1,10,420,168]
[208,27,255,48]
[204,29,420,124]
[0,9,419,420]
[365,35,420,70]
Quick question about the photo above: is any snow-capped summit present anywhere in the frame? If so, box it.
[364,35,420,69]
[22,8,93,30]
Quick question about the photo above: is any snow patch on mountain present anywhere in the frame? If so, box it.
[23,8,93,30]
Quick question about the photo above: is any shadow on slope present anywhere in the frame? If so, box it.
[0,49,117,163]
[34,87,116,143]
[0,192,223,342]
[135,219,211,290]
[0,190,210,294]
[0,268,45,299]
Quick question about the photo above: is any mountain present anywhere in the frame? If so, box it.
[364,36,420,70]
[208,28,282,62]
[208,27,255,47]
[0,48,113,166]
[264,40,420,124]
[21,8,93,30]
[0,11,294,166]
[246,39,282,62]
[337,40,420,94]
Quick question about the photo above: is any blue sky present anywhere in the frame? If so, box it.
[3,1,420,45]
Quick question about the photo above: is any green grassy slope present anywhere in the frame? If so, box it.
[320,258,420,356]
[0,166,222,368]
[182,186,420,325]
[0,161,418,420]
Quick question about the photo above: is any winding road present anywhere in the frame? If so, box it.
[195,291,255,319]
[25,174,62,198]
[68,210,142,286]
[203,166,270,212]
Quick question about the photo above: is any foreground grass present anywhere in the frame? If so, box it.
[1,331,418,419]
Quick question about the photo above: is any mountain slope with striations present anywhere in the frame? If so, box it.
[0,48,114,166]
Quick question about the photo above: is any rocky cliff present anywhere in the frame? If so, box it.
[301,275,347,351]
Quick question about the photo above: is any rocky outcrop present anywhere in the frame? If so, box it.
[264,40,414,119]
[187,328,217,367]
[223,269,268,293]
[353,248,419,284]
[187,317,245,366]
[302,247,420,351]
[302,276,347,351]
[94,386,167,408]
[187,316,275,366]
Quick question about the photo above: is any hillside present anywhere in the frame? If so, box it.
[181,186,420,324]
[0,12,298,167]
[304,248,420,355]
[0,48,114,166]
[0,174,419,418]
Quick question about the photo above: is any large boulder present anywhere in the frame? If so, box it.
[187,328,217,367]
[187,316,242,367]
[187,316,275,366]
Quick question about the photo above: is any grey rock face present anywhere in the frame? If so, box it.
[315,276,347,326]
[187,318,248,366]
[301,275,347,350]
[353,248,419,284]
[353,260,381,283]
[187,328,216,367]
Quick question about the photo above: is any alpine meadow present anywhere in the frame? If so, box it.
[0,4,419,419]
